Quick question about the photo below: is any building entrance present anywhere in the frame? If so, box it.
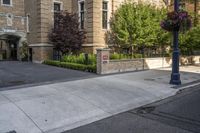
[0,34,20,61]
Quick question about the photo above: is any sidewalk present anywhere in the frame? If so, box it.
[0,66,199,133]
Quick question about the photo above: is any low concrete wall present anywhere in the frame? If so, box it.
[180,56,200,65]
[100,59,147,74]
[145,56,200,69]
[96,49,200,74]
[145,57,171,69]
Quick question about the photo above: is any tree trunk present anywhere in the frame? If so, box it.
[194,0,198,26]
[130,45,133,59]
[129,33,134,59]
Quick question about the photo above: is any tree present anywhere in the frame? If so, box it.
[194,0,198,26]
[179,25,200,55]
[49,11,86,54]
[110,2,168,55]
[154,8,171,52]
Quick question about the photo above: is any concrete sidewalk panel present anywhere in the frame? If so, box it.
[0,103,42,133]
[94,77,174,98]
[71,82,155,114]
[0,86,58,102]
[15,93,109,132]
[48,79,97,94]
[0,94,10,105]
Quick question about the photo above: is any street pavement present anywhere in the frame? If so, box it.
[64,84,200,133]
[0,61,96,89]
[0,65,199,133]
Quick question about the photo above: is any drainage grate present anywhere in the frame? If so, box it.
[135,106,156,114]
[144,78,155,81]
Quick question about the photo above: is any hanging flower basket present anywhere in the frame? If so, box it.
[160,10,192,33]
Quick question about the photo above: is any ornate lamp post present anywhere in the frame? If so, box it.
[170,0,181,85]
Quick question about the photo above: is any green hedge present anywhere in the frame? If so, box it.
[61,54,96,65]
[43,60,96,73]
[110,53,143,60]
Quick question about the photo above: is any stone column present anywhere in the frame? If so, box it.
[96,48,110,74]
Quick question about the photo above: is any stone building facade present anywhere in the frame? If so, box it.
[0,0,184,62]
[26,0,165,63]
[0,0,27,60]
[25,0,72,62]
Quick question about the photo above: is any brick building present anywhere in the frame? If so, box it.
[0,0,173,63]
[0,0,27,61]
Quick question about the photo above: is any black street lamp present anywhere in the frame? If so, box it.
[170,0,181,85]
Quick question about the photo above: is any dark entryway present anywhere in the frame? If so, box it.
[9,41,18,60]
[29,48,33,61]
[0,34,20,61]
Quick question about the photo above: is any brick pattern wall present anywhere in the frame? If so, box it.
[25,0,72,62]
[25,0,72,45]
[0,0,26,32]
[102,59,146,74]
[32,47,53,63]
[72,0,165,54]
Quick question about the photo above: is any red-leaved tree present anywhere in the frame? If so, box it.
[49,11,86,54]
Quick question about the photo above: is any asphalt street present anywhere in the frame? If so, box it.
[0,61,97,90]
[63,84,200,133]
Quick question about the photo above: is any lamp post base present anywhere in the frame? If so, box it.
[170,73,181,85]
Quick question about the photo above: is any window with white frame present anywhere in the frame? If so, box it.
[102,1,108,29]
[1,0,12,6]
[54,2,61,12]
[79,1,85,29]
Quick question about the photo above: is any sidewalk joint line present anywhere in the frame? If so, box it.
[70,92,112,115]
[1,94,44,133]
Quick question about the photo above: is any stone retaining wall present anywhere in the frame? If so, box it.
[100,59,147,74]
[96,49,200,75]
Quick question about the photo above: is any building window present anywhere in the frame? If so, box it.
[102,1,108,29]
[1,0,12,6]
[54,2,61,12]
[79,1,85,29]
[53,2,62,28]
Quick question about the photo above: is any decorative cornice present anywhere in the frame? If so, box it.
[29,43,53,47]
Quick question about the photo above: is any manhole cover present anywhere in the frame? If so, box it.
[136,106,155,114]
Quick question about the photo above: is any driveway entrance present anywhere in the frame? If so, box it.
[0,61,97,90]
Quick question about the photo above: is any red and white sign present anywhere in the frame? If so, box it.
[103,55,108,60]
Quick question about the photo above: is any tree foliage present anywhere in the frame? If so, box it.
[179,25,200,55]
[110,2,169,49]
[49,11,86,54]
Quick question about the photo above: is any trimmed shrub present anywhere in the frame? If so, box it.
[61,53,96,65]
[43,60,96,73]
[110,53,143,60]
